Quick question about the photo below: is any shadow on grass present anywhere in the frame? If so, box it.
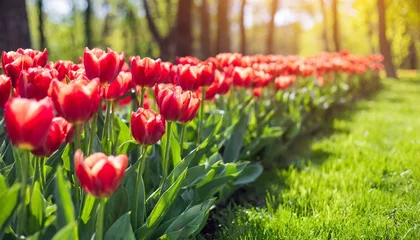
[200,80,383,239]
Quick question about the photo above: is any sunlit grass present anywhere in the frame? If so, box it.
[210,77,420,239]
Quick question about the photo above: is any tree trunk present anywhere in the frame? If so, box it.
[200,0,211,58]
[319,0,329,52]
[408,40,417,70]
[332,0,340,52]
[216,0,230,54]
[37,0,47,49]
[377,0,397,78]
[240,0,247,55]
[175,0,193,57]
[85,0,93,48]
[266,0,279,54]
[125,4,141,55]
[0,0,31,51]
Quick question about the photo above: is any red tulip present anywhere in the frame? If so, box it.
[2,48,48,86]
[49,78,100,124]
[232,67,253,87]
[274,76,296,90]
[131,56,162,87]
[4,97,54,150]
[178,91,200,123]
[31,117,73,157]
[75,149,128,198]
[131,108,166,145]
[51,60,81,81]
[101,72,133,100]
[155,85,200,122]
[197,63,215,87]
[83,47,124,85]
[158,62,173,83]
[17,67,58,100]
[176,64,200,91]
[0,75,12,108]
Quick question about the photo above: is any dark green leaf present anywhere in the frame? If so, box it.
[234,162,263,185]
[54,166,75,228]
[51,221,78,240]
[0,183,20,238]
[104,212,135,240]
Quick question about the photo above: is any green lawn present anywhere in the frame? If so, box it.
[210,77,420,239]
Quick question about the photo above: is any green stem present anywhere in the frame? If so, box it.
[87,113,97,155]
[109,101,115,154]
[83,124,89,154]
[128,90,137,125]
[39,157,45,192]
[15,149,29,236]
[163,122,173,180]
[102,101,112,154]
[132,146,148,229]
[139,87,146,108]
[95,198,107,240]
[196,87,205,145]
[179,124,186,157]
[74,124,81,215]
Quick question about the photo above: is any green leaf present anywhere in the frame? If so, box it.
[0,183,20,238]
[146,169,187,228]
[54,166,75,228]
[51,221,78,240]
[104,212,135,240]
[0,175,7,196]
[223,112,250,163]
[163,198,216,239]
[234,162,263,185]
[197,176,234,201]
[104,186,129,231]
[29,181,45,233]
[117,140,138,155]
[81,195,97,224]
[170,130,181,166]
[181,165,206,188]
[60,145,71,171]
[162,150,195,192]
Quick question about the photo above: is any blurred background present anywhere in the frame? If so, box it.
[0,0,419,75]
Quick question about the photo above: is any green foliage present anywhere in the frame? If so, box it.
[213,77,420,239]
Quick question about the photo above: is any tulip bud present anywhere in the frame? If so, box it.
[49,78,100,124]
[4,97,54,150]
[197,63,215,87]
[52,60,81,81]
[0,75,12,108]
[178,91,200,123]
[131,108,166,145]
[155,85,200,122]
[17,67,58,100]
[176,64,200,91]
[31,117,73,157]
[131,56,162,87]
[75,149,128,198]
[101,72,133,100]
[83,47,124,85]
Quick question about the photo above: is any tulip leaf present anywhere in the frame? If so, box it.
[163,198,216,238]
[197,176,234,201]
[146,169,187,229]
[51,221,78,240]
[234,162,263,185]
[223,112,250,163]
[104,212,135,240]
[0,183,20,238]
[115,117,133,153]
[28,181,45,234]
[81,195,97,224]
[60,145,71,171]
[0,175,7,196]
[104,186,129,231]
[170,131,181,167]
[162,151,195,192]
[54,166,76,229]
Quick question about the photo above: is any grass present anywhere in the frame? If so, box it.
[206,77,420,239]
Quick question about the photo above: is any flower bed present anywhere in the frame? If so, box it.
[0,48,382,239]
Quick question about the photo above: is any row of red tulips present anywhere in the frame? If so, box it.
[0,47,382,239]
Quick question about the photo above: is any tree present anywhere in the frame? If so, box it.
[200,0,211,58]
[240,0,247,55]
[37,0,47,49]
[266,0,279,54]
[319,0,329,51]
[332,0,340,52]
[0,0,31,52]
[85,0,93,48]
[377,0,397,78]
[216,0,230,54]
[142,0,176,60]
[175,0,193,57]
